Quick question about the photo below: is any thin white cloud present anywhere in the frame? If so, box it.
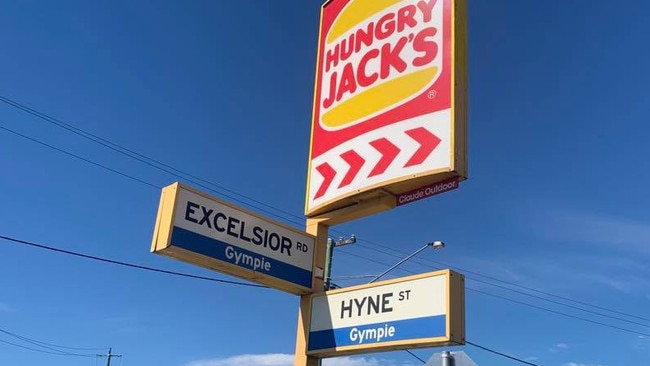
[564,363,604,366]
[456,250,649,296]
[449,256,529,284]
[436,205,650,297]
[184,354,386,366]
[185,354,293,366]
[0,301,13,312]
[536,210,650,254]
[635,335,650,350]
[549,343,569,353]
[323,357,382,366]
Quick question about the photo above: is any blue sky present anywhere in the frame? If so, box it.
[1,1,649,366]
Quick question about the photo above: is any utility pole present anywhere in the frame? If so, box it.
[324,234,356,290]
[97,348,121,366]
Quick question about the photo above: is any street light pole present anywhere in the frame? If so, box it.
[368,241,445,283]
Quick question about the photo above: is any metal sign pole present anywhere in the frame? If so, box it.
[441,351,454,366]
[294,218,329,366]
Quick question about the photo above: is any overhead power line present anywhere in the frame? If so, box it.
[0,126,160,189]
[0,338,94,358]
[2,123,647,339]
[3,94,647,325]
[0,229,650,366]
[300,249,650,338]
[0,332,92,357]
[465,276,650,328]
[405,349,427,363]
[465,340,540,366]
[343,244,650,329]
[5,228,647,339]
[469,288,650,338]
[339,246,648,329]
[1,95,648,341]
[0,95,303,226]
[0,327,104,352]
[350,237,650,323]
[0,234,266,288]
[424,257,650,323]
[403,340,540,365]
[3,229,650,350]
[0,94,393,240]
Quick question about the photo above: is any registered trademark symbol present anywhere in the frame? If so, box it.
[428,90,437,99]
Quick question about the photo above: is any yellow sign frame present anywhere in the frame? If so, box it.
[305,270,465,357]
[151,183,316,295]
[305,0,468,222]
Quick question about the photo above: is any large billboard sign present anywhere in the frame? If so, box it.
[306,270,465,357]
[151,183,316,295]
[306,0,467,217]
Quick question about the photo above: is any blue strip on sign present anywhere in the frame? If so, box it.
[171,226,312,288]
[308,315,446,351]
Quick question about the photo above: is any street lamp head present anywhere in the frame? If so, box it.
[430,241,445,250]
[369,240,446,283]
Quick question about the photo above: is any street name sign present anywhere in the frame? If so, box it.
[306,270,465,357]
[151,183,316,295]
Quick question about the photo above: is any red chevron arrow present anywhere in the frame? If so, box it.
[404,127,441,167]
[338,150,365,188]
[368,138,400,177]
[314,162,336,199]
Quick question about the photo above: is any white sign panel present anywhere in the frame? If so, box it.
[307,270,464,356]
[151,183,315,295]
[305,0,468,218]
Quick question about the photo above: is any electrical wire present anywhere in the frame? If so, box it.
[468,287,650,337]
[353,236,650,323]
[1,234,646,364]
[334,250,650,338]
[0,328,98,357]
[0,126,160,189]
[448,263,650,322]
[465,276,650,328]
[3,95,647,326]
[5,227,650,337]
[0,234,266,288]
[330,274,377,280]
[4,222,649,342]
[405,349,427,363]
[346,243,650,328]
[0,338,94,357]
[344,240,650,326]
[0,95,303,226]
[335,250,421,277]
[5,228,648,340]
[1,96,649,354]
[402,340,541,365]
[465,340,540,366]
[0,327,104,351]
